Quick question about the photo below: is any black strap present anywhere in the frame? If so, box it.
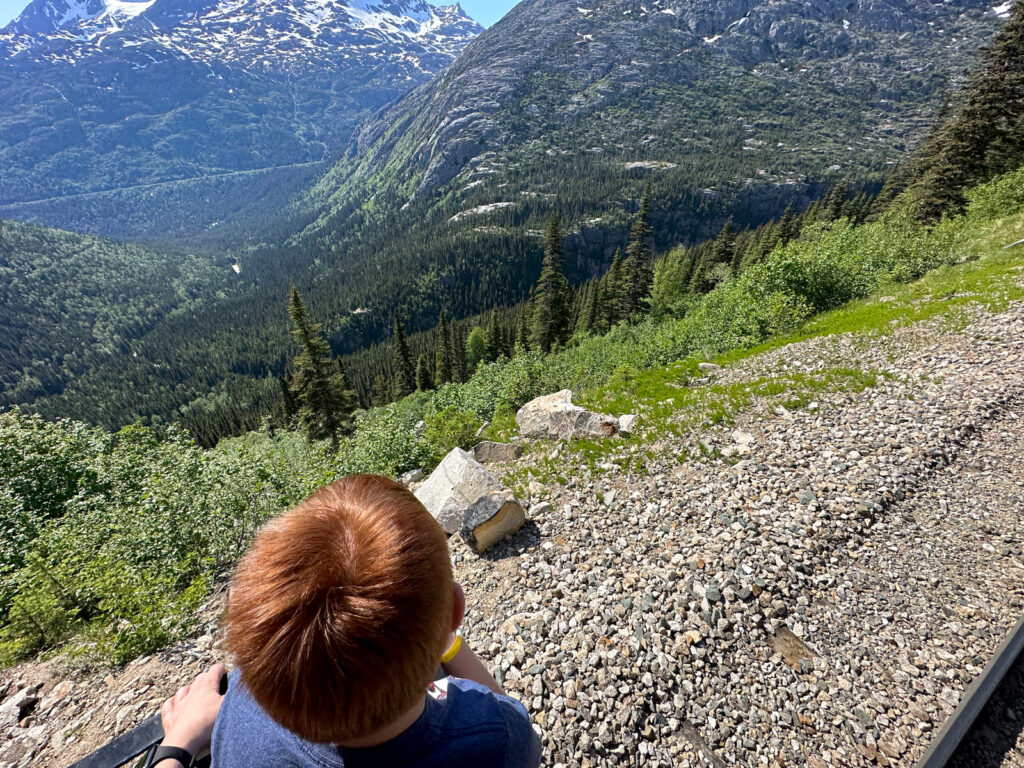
[152,745,194,766]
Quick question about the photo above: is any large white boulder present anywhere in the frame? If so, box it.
[516,390,620,441]
[414,448,525,552]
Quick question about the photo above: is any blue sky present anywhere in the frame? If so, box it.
[1,0,25,26]
[0,0,519,28]
[460,0,518,27]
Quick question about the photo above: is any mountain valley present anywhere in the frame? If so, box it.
[0,0,481,236]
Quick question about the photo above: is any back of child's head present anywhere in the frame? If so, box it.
[225,474,454,744]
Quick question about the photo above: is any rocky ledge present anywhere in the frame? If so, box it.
[3,297,1024,768]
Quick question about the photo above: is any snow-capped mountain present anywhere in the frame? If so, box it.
[2,0,480,71]
[1,0,479,70]
[0,0,482,237]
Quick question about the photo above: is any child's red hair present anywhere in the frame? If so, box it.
[225,475,453,743]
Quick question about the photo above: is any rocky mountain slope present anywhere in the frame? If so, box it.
[4,270,1023,768]
[275,0,1005,344]
[0,0,481,237]
[323,0,1004,205]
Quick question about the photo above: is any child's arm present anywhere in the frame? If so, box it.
[442,636,505,695]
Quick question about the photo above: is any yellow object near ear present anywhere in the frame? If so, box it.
[441,632,463,664]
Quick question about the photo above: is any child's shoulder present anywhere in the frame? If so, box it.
[427,677,540,765]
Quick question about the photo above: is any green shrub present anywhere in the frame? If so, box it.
[349,404,432,476]
[965,165,1024,223]
[423,407,484,463]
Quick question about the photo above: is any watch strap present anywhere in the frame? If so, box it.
[152,745,194,766]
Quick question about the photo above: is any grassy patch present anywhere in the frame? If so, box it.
[561,215,1024,474]
[717,214,1024,365]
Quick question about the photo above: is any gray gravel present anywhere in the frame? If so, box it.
[459,303,1024,767]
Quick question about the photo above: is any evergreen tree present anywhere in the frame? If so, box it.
[601,249,627,327]
[687,243,711,295]
[484,312,503,362]
[451,322,468,383]
[286,287,356,451]
[623,186,654,318]
[912,2,1024,220]
[825,181,848,220]
[710,217,737,273]
[580,279,600,334]
[434,311,452,385]
[590,280,608,334]
[776,203,800,245]
[515,303,530,351]
[370,374,390,407]
[530,215,571,352]
[391,310,416,400]
[278,373,298,423]
[416,353,434,391]
[845,192,871,225]
[466,327,487,372]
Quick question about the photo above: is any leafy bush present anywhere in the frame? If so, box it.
[965,165,1024,223]
[423,407,484,463]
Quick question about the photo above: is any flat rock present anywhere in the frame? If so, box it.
[516,390,620,441]
[473,441,524,463]
[768,626,818,669]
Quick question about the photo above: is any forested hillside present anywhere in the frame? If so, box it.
[0,220,234,423]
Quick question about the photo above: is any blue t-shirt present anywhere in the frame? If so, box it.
[212,671,542,768]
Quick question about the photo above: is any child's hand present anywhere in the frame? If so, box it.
[160,663,228,758]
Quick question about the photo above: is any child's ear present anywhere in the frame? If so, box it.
[451,582,466,632]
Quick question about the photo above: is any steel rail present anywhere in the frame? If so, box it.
[67,675,227,768]
[915,614,1024,768]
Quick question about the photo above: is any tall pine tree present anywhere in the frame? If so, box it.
[391,310,416,400]
[451,322,468,383]
[530,215,571,353]
[434,311,452,385]
[623,186,654,318]
[416,353,434,391]
[484,312,503,362]
[287,287,356,451]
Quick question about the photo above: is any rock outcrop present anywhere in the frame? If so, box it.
[414,448,525,552]
[516,390,620,441]
[473,441,524,463]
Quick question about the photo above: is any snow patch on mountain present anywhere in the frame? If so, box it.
[992,1,1013,17]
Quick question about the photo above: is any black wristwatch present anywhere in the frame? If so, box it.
[152,745,193,766]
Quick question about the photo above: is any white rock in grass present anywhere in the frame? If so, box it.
[618,414,640,435]
[516,390,619,441]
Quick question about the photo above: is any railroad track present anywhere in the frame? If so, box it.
[917,615,1024,768]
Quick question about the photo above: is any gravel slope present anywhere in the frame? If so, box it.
[3,297,1023,768]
